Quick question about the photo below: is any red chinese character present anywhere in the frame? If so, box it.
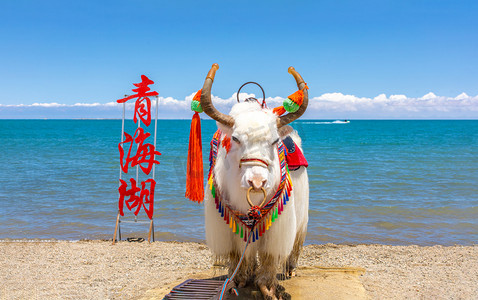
[134,97,152,126]
[116,75,159,104]
[119,127,161,175]
[117,75,158,127]
[140,179,156,219]
[118,178,141,216]
[118,178,156,219]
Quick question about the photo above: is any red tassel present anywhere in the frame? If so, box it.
[221,136,231,153]
[273,106,286,116]
[193,89,202,101]
[288,90,304,106]
[185,112,204,202]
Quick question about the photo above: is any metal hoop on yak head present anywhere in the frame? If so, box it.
[199,63,309,129]
[236,81,267,108]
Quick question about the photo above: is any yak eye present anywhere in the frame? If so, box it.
[272,138,280,145]
[232,136,241,144]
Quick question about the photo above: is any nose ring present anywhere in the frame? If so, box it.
[246,187,267,208]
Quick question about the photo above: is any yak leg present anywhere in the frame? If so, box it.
[228,251,255,288]
[286,229,306,277]
[257,252,280,300]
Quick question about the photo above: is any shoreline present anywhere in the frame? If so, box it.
[1,240,477,299]
[1,237,476,247]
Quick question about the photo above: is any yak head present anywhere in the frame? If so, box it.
[200,64,308,208]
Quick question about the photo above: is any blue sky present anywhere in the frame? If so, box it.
[0,0,477,118]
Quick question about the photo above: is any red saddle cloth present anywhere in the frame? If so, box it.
[282,136,308,170]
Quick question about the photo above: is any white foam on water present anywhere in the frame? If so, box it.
[301,120,350,124]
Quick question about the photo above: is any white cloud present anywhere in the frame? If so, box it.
[420,92,437,100]
[389,94,407,101]
[455,92,469,100]
[31,102,66,107]
[73,102,102,107]
[1,92,478,119]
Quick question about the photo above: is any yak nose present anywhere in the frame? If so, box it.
[248,176,267,191]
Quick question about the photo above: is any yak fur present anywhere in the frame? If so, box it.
[204,101,309,297]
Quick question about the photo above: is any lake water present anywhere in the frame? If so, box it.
[0,119,477,245]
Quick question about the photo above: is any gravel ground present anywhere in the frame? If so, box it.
[300,244,478,299]
[0,240,477,299]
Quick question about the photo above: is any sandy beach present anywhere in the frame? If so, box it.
[0,240,477,299]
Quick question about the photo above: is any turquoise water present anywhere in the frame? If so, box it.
[0,119,477,245]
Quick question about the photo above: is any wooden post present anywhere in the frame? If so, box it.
[112,211,121,245]
[148,219,154,243]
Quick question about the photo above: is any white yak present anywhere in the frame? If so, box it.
[201,64,309,300]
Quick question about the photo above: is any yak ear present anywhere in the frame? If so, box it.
[217,121,233,137]
[278,125,293,138]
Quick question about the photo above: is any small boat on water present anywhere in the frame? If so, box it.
[332,119,350,124]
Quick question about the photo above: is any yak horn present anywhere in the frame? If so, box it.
[200,63,235,127]
[277,67,309,128]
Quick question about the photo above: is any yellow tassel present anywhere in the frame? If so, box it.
[229,216,233,228]
[233,220,236,232]
[208,176,213,190]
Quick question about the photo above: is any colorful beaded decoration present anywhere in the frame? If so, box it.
[207,130,292,243]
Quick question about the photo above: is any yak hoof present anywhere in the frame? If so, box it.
[232,278,246,289]
[259,284,277,300]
